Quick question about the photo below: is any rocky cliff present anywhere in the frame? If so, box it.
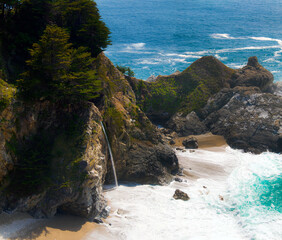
[128,56,235,124]
[129,56,281,154]
[95,53,178,184]
[0,53,178,221]
[0,100,108,221]
[168,57,281,153]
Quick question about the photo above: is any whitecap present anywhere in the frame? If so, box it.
[210,33,242,40]
[227,63,245,69]
[215,54,228,61]
[125,42,146,50]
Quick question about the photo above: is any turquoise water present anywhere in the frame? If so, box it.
[96,0,282,81]
[223,151,282,239]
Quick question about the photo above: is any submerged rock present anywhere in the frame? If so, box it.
[182,137,198,149]
[173,189,190,201]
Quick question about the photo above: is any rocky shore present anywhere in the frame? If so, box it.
[129,56,281,154]
[0,53,281,224]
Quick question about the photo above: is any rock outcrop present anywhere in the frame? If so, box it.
[96,53,178,184]
[0,53,179,220]
[0,101,108,221]
[167,111,208,136]
[203,87,282,153]
[182,137,198,149]
[138,56,281,154]
[128,56,235,125]
[230,56,274,91]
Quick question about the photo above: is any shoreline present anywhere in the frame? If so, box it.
[173,132,228,150]
[0,133,229,240]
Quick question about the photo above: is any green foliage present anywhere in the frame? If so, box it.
[116,65,135,77]
[5,109,90,197]
[6,133,53,196]
[0,0,111,82]
[148,77,181,114]
[18,25,101,101]
[0,0,52,81]
[0,78,15,112]
[53,0,111,57]
[104,106,124,138]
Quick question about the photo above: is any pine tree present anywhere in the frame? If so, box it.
[19,25,101,101]
[53,0,111,57]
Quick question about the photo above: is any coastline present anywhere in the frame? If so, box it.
[0,133,229,240]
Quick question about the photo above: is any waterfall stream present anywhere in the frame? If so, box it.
[100,121,118,188]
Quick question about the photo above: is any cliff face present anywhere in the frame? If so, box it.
[0,100,108,220]
[95,53,178,184]
[154,56,281,154]
[0,53,179,220]
[201,86,282,154]
[128,56,235,124]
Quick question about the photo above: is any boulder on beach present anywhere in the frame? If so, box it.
[173,189,190,201]
[182,137,198,149]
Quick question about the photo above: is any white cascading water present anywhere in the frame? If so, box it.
[100,121,118,188]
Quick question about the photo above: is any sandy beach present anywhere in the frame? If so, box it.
[173,132,227,150]
[0,212,104,240]
[0,133,229,240]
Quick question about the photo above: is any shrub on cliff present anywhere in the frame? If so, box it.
[18,25,101,101]
[116,65,135,77]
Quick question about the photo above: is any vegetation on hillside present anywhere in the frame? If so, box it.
[131,56,235,120]
[18,25,101,101]
[0,0,111,83]
[116,65,135,77]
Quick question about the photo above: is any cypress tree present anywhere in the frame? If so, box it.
[19,25,101,101]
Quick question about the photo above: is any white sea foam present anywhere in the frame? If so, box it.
[125,43,146,50]
[215,54,228,61]
[210,33,243,40]
[138,57,189,66]
[227,63,245,69]
[87,147,282,240]
[0,213,40,240]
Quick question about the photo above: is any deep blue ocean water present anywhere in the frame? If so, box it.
[96,0,282,82]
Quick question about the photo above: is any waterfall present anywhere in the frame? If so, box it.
[100,121,118,188]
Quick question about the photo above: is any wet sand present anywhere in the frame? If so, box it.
[173,132,227,150]
[173,133,230,180]
[0,133,228,240]
[0,212,104,240]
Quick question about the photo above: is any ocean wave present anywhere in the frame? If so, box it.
[215,54,228,61]
[210,33,244,40]
[227,63,245,69]
[162,53,203,59]
[223,151,282,240]
[119,43,154,54]
[125,42,146,50]
[138,57,189,65]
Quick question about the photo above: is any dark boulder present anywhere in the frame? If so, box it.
[182,137,198,149]
[173,189,190,201]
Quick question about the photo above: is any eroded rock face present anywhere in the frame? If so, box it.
[167,111,208,136]
[203,89,282,153]
[230,56,274,92]
[0,101,108,220]
[96,53,179,184]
